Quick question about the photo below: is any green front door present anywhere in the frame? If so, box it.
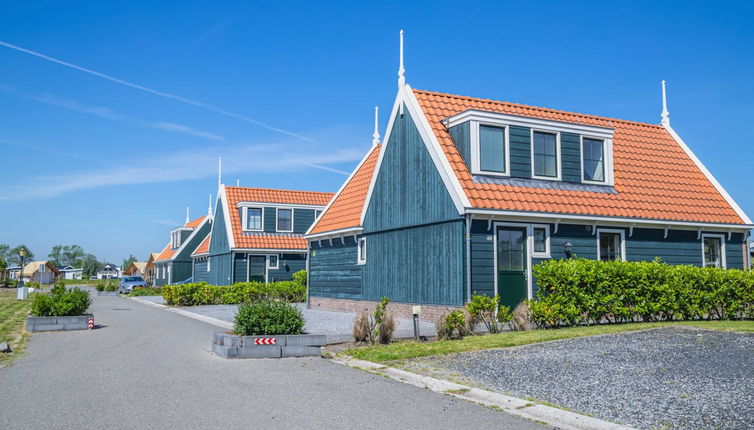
[497,227,528,309]
[248,256,266,283]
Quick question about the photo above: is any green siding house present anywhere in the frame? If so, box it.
[154,213,212,286]
[305,55,751,320]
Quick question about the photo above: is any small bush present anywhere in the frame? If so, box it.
[292,270,307,286]
[104,280,117,292]
[436,310,467,340]
[128,287,161,297]
[352,312,370,342]
[233,302,304,336]
[378,310,395,344]
[510,302,529,331]
[31,283,91,317]
[95,281,105,292]
[161,280,306,306]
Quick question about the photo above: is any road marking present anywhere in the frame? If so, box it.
[333,357,635,430]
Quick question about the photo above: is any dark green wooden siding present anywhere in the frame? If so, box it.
[561,132,582,183]
[449,122,471,167]
[263,208,277,232]
[193,258,210,283]
[362,221,465,306]
[363,104,460,232]
[210,201,229,256]
[269,254,306,282]
[293,209,316,234]
[509,126,532,179]
[309,237,363,299]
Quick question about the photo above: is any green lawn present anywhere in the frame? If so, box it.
[345,320,754,363]
[0,289,33,365]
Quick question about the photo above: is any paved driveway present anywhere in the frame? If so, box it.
[0,295,547,430]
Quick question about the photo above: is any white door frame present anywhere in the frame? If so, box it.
[493,222,535,301]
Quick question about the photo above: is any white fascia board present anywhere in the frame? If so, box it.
[403,85,471,213]
[232,248,308,254]
[167,217,211,262]
[663,123,752,225]
[219,185,236,249]
[236,202,326,210]
[466,208,753,231]
[304,227,364,240]
[443,109,615,140]
[305,147,377,236]
[359,88,404,224]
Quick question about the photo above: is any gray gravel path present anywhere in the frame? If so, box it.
[403,327,754,429]
[1,294,545,429]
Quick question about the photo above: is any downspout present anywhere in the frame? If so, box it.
[305,243,311,307]
[465,213,473,303]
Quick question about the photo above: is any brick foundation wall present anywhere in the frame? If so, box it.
[308,297,462,323]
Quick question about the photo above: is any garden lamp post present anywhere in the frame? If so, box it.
[563,242,573,260]
[17,247,28,300]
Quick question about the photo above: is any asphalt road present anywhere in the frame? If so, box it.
[1,294,549,430]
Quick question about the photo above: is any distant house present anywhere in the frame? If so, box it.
[305,47,751,318]
[123,261,147,278]
[7,266,21,280]
[144,253,159,286]
[191,234,211,283]
[19,261,61,285]
[203,186,333,285]
[58,265,83,280]
[154,215,212,286]
[97,264,121,279]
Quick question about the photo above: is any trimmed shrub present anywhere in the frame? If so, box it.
[436,310,468,340]
[161,280,306,306]
[128,287,161,297]
[292,270,307,286]
[95,281,105,292]
[233,301,304,336]
[31,283,91,317]
[529,258,754,328]
[104,280,117,292]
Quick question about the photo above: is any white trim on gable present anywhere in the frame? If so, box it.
[165,216,211,263]
[663,124,752,225]
[218,185,236,249]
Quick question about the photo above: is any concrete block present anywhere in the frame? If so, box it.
[0,341,10,353]
[222,335,241,348]
[212,343,238,359]
[63,323,87,330]
[281,345,321,358]
[284,334,326,346]
[238,345,281,359]
[31,324,64,331]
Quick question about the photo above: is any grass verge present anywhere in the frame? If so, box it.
[345,320,754,363]
[0,289,33,365]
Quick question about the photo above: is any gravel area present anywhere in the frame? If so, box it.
[135,296,436,343]
[402,327,754,429]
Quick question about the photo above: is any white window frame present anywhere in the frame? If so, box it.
[276,208,294,233]
[470,121,510,177]
[580,136,614,185]
[268,254,280,270]
[167,265,171,283]
[207,257,211,272]
[530,224,551,258]
[530,129,562,181]
[357,237,367,265]
[596,228,627,261]
[243,206,264,232]
[701,233,727,269]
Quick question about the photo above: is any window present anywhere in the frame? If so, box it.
[531,225,550,257]
[597,229,625,261]
[277,208,293,232]
[315,210,323,219]
[171,231,181,249]
[479,125,506,173]
[533,131,558,178]
[268,254,279,269]
[357,238,367,265]
[583,138,605,182]
[246,208,263,231]
[702,234,725,268]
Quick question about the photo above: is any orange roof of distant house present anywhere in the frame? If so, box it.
[308,145,381,235]
[192,235,211,256]
[155,243,175,262]
[224,186,334,249]
[413,89,745,225]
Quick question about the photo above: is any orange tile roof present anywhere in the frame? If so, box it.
[192,235,211,256]
[224,186,335,249]
[185,215,207,228]
[414,89,745,225]
[155,243,175,262]
[309,145,382,235]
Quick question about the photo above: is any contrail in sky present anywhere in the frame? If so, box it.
[0,40,315,142]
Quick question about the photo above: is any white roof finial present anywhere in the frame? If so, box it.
[398,30,405,88]
[185,206,190,224]
[661,80,670,126]
[218,156,223,187]
[372,106,380,146]
[208,194,213,217]
[236,179,240,187]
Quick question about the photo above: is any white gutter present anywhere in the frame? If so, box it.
[304,227,364,241]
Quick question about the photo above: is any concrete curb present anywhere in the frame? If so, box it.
[333,357,635,430]
[129,297,233,330]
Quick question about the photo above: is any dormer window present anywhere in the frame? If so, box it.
[244,207,263,231]
[582,138,605,183]
[171,231,182,249]
[532,131,559,179]
[479,125,507,174]
[277,208,293,232]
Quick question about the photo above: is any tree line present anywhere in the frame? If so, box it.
[0,244,140,278]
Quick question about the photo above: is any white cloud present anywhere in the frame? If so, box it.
[151,122,224,141]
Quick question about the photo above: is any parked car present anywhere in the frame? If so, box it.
[118,276,147,293]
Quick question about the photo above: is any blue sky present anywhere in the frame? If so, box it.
[1,1,753,263]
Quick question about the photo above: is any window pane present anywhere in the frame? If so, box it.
[247,208,262,230]
[277,209,292,231]
[599,232,622,261]
[479,125,505,173]
[703,237,722,268]
[583,138,605,182]
[533,228,546,253]
[269,255,278,268]
[533,132,557,177]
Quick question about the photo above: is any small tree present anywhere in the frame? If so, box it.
[0,256,7,282]
[352,297,393,344]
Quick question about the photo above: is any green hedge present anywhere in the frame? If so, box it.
[234,301,304,335]
[31,283,91,317]
[529,259,754,328]
[161,280,305,306]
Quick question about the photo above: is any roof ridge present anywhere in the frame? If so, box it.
[413,88,664,129]
[225,185,335,196]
